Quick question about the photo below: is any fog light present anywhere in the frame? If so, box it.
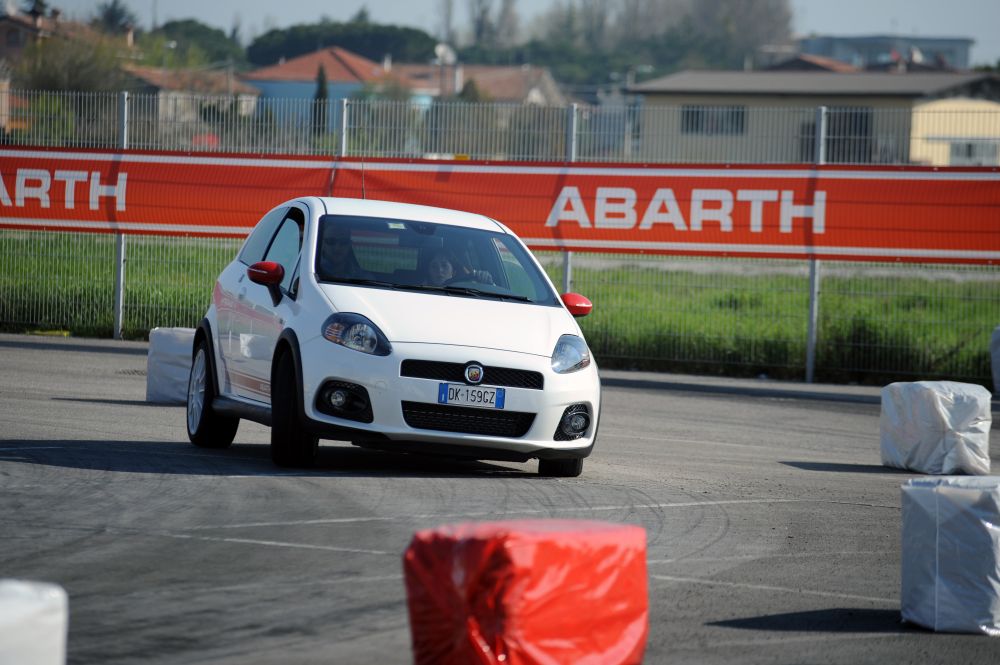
[328,389,348,408]
[556,404,591,440]
[316,381,374,423]
[563,412,589,434]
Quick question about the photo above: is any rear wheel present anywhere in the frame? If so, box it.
[270,350,318,467]
[187,340,239,448]
[538,457,584,478]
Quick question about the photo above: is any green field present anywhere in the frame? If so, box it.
[1,231,996,388]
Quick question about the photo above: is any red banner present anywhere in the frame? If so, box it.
[1,149,998,264]
[0,148,335,237]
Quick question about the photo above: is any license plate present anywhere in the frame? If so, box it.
[437,383,505,409]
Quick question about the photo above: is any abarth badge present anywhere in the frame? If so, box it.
[465,364,484,384]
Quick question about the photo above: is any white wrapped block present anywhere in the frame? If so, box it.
[901,477,1000,635]
[145,327,196,404]
[992,326,1000,398]
[880,381,992,475]
[0,580,68,664]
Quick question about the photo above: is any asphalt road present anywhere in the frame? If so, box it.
[1,333,998,664]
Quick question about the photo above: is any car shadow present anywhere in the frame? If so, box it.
[600,376,882,406]
[780,461,914,475]
[0,338,148,356]
[52,397,176,408]
[0,439,537,479]
[709,608,914,634]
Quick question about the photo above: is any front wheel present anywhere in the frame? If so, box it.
[187,340,239,448]
[270,351,318,467]
[538,457,584,478]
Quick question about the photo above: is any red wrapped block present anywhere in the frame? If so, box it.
[403,519,648,665]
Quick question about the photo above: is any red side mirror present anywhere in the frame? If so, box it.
[561,293,593,317]
[247,261,284,286]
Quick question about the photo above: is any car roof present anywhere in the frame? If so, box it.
[314,197,504,233]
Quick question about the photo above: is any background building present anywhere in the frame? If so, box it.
[798,35,974,71]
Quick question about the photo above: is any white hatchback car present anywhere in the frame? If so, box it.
[186,197,600,476]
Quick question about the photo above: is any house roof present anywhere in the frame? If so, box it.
[392,63,567,105]
[243,46,396,84]
[630,70,1000,97]
[765,54,860,73]
[124,65,260,95]
[0,11,57,35]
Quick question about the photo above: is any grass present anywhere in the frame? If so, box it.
[2,231,996,388]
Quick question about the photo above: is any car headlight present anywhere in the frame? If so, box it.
[551,334,591,374]
[321,313,391,356]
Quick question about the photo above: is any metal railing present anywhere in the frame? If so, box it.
[1,89,998,386]
[2,231,995,385]
[3,89,999,166]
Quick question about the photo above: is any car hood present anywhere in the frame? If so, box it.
[317,284,575,356]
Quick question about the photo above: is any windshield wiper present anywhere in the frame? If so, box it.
[442,285,532,302]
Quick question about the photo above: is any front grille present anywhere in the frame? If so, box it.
[400,360,544,390]
[401,401,536,438]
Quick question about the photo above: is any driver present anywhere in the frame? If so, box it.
[426,250,455,285]
[425,250,494,286]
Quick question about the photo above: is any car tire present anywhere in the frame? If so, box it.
[538,457,584,478]
[187,339,239,448]
[270,350,319,468]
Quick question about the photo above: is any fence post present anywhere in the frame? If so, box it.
[806,259,821,383]
[113,92,129,340]
[339,98,348,157]
[805,106,827,383]
[563,103,578,294]
[814,105,828,166]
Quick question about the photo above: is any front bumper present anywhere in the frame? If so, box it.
[298,338,601,461]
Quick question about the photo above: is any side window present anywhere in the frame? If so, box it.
[263,208,305,293]
[239,206,287,265]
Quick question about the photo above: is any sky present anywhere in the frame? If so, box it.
[49,0,1000,67]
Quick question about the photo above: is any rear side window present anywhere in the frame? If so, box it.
[239,206,287,265]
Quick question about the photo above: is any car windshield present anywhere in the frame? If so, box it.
[315,214,560,306]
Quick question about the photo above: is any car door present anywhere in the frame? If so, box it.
[216,205,288,397]
[232,205,307,402]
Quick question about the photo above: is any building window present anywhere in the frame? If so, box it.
[949,141,999,166]
[681,106,746,135]
[826,107,874,163]
[6,29,21,47]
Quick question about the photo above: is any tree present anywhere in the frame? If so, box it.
[92,0,139,34]
[22,0,49,16]
[247,22,435,66]
[495,0,519,48]
[578,0,610,51]
[438,0,456,46]
[690,0,791,67]
[467,0,496,47]
[229,15,243,48]
[14,32,126,91]
[148,19,246,67]
[312,64,329,135]
[457,79,488,102]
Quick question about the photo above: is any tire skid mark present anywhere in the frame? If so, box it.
[650,573,897,604]
[180,498,826,530]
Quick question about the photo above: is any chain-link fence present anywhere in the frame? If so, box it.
[2,89,998,385]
